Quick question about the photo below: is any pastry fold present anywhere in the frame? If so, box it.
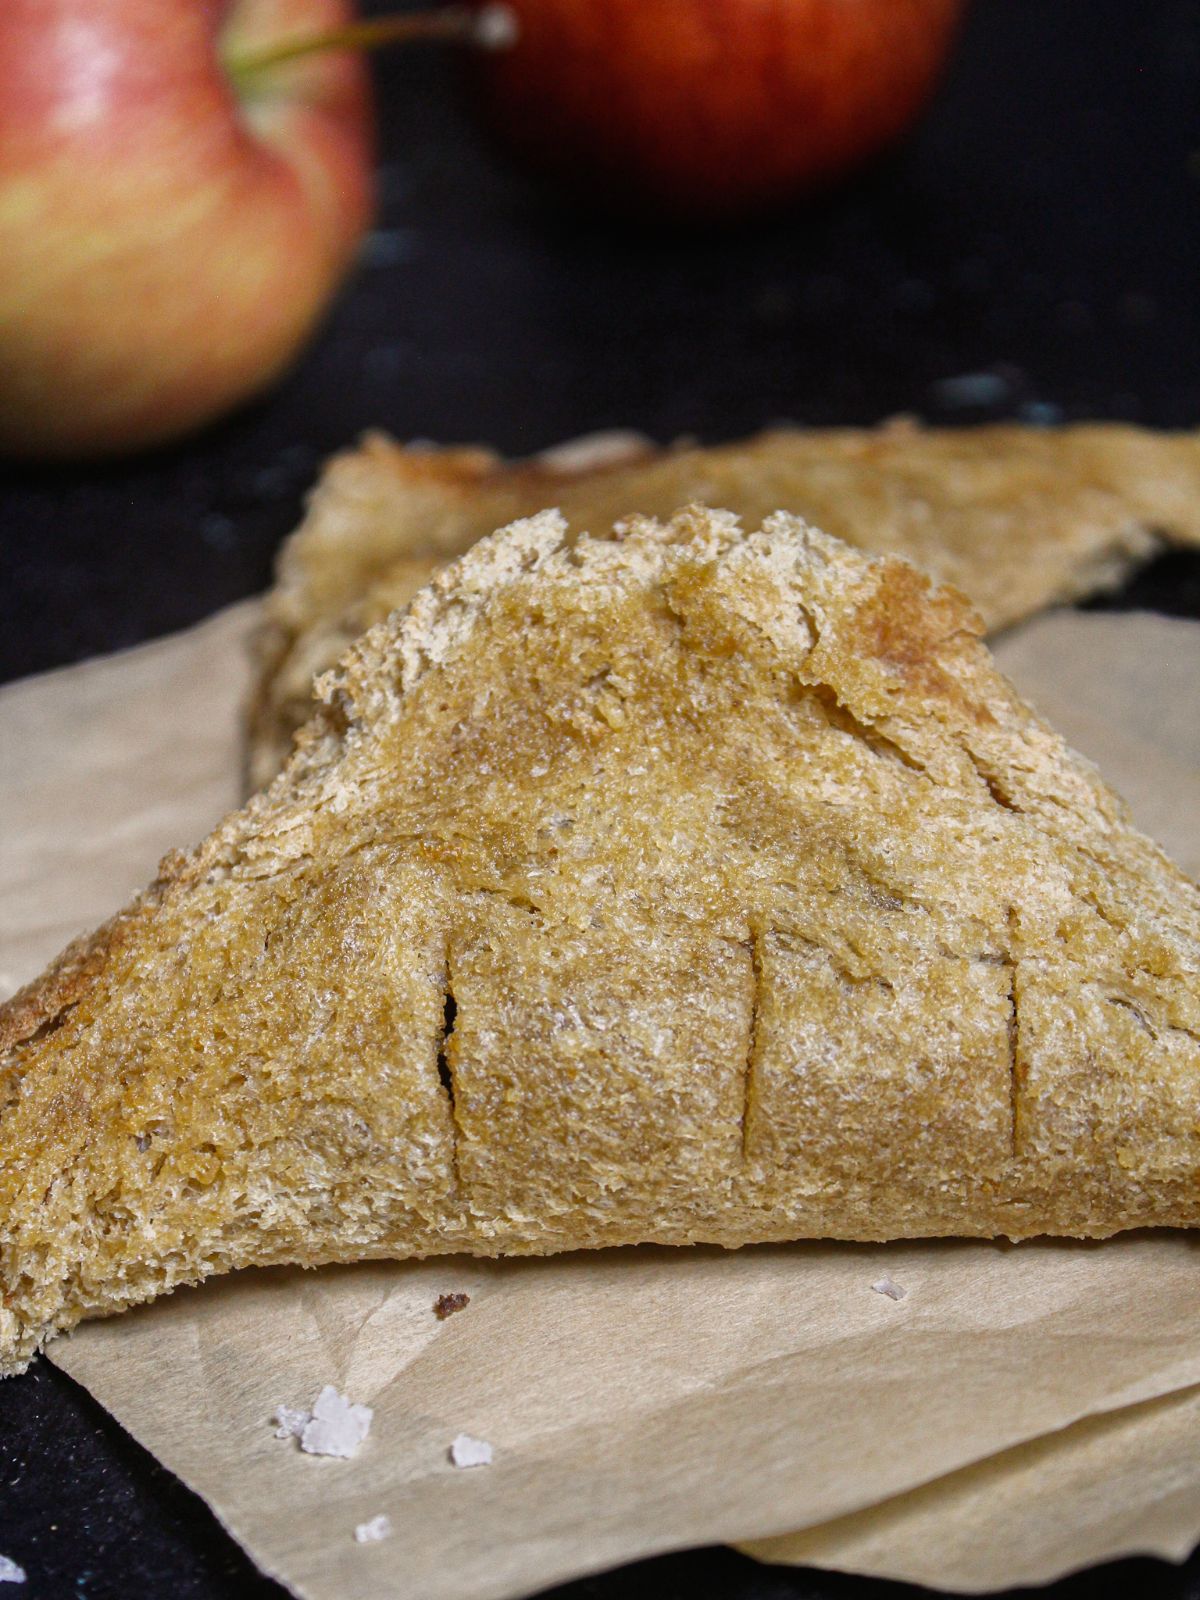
[247,423,1200,786]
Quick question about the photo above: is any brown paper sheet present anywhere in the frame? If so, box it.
[1,603,1198,1599]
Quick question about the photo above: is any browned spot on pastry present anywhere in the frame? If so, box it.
[854,561,984,702]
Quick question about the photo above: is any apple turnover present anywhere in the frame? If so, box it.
[3,508,1199,1375]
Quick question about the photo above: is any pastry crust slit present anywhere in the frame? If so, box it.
[740,926,766,1166]
[436,964,461,1189]
[1005,956,1020,1161]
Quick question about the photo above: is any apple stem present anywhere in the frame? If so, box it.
[227,5,517,86]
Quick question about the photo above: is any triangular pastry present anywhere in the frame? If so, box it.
[248,422,1200,785]
[3,508,1199,1376]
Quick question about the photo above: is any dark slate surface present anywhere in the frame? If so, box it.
[2,1,1199,1595]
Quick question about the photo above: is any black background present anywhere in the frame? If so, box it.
[3,2,1200,1596]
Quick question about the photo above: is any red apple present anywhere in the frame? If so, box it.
[0,0,373,459]
[473,0,966,219]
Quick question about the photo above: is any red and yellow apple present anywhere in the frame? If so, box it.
[0,0,373,459]
[473,0,966,219]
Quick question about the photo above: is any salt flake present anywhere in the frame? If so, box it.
[449,1433,493,1469]
[0,1555,25,1585]
[871,1275,907,1302]
[354,1515,393,1544]
[273,1404,310,1440]
[301,1385,373,1459]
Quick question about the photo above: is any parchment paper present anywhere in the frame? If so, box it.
[2,603,1199,1599]
[741,1381,1200,1590]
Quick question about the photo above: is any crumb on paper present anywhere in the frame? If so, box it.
[0,1555,25,1585]
[871,1275,907,1302]
[434,1292,470,1320]
[354,1515,393,1545]
[449,1433,493,1469]
[273,1386,373,1458]
[273,1404,309,1440]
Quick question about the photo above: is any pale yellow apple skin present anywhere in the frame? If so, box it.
[0,0,373,458]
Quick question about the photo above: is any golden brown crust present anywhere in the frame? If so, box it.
[0,838,235,1059]
[245,432,659,787]
[247,422,1200,786]
[4,507,1200,1374]
[0,930,108,1057]
[0,900,159,1059]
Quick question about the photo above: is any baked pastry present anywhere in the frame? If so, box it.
[3,508,1199,1376]
[247,422,1200,786]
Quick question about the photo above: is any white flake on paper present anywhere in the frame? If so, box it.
[272,1404,309,1440]
[449,1433,493,1468]
[871,1276,907,1302]
[354,1515,393,1544]
[301,1386,373,1458]
[272,1386,373,1458]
